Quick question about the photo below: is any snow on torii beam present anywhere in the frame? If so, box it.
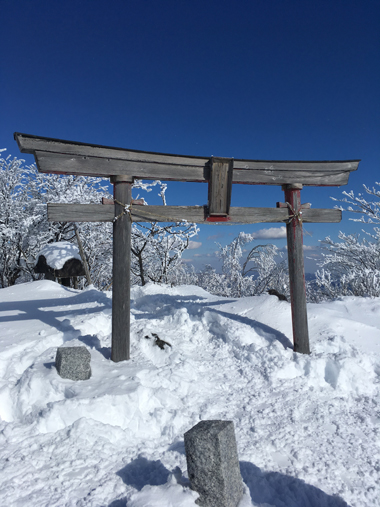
[14,132,360,359]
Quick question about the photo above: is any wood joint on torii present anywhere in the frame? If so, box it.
[276,186,311,225]
[207,157,233,220]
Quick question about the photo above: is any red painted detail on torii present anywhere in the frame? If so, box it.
[205,216,231,222]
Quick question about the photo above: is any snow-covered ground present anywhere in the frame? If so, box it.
[0,281,379,507]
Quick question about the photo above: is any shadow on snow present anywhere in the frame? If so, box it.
[0,289,292,355]
[108,457,349,507]
[132,293,293,350]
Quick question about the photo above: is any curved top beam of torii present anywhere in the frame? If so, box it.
[14,132,359,187]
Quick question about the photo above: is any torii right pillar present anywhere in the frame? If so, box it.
[283,184,310,354]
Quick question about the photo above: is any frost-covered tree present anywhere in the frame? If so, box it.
[316,231,380,299]
[0,152,198,289]
[196,264,227,296]
[130,221,198,286]
[314,182,380,299]
[25,167,113,286]
[127,179,199,287]
[196,232,288,298]
[332,183,380,225]
[0,151,32,287]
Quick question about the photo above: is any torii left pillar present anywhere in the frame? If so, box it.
[283,184,310,354]
[111,175,132,362]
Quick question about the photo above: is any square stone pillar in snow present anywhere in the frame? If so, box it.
[184,420,244,507]
[56,346,91,380]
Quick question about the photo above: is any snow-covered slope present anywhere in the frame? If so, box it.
[0,281,379,506]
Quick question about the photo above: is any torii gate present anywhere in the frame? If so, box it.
[14,133,360,360]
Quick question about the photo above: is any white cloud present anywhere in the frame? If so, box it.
[193,252,214,258]
[303,245,316,251]
[207,234,223,241]
[251,227,287,240]
[188,241,202,250]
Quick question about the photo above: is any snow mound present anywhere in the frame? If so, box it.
[36,241,82,269]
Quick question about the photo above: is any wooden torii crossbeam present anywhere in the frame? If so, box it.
[14,133,360,359]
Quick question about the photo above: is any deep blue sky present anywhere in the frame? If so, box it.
[2,0,379,272]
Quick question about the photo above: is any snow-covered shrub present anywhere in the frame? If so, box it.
[316,231,380,298]
[314,183,380,299]
[196,232,288,298]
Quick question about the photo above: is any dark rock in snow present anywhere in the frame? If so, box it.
[35,255,85,278]
[144,333,172,350]
[55,346,91,380]
[184,420,244,507]
[267,289,288,302]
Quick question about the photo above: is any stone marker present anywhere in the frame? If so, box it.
[55,346,91,380]
[184,420,244,507]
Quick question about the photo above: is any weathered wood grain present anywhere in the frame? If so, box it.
[14,132,210,167]
[34,151,208,181]
[208,158,233,215]
[35,151,358,186]
[14,132,360,186]
[111,179,131,362]
[235,160,358,171]
[232,169,354,186]
[47,203,342,224]
[48,203,115,222]
[300,208,341,222]
[284,185,310,355]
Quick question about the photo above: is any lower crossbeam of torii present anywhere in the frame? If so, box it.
[15,133,360,360]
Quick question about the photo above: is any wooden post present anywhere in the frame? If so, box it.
[111,175,132,362]
[283,184,310,354]
[208,157,234,216]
